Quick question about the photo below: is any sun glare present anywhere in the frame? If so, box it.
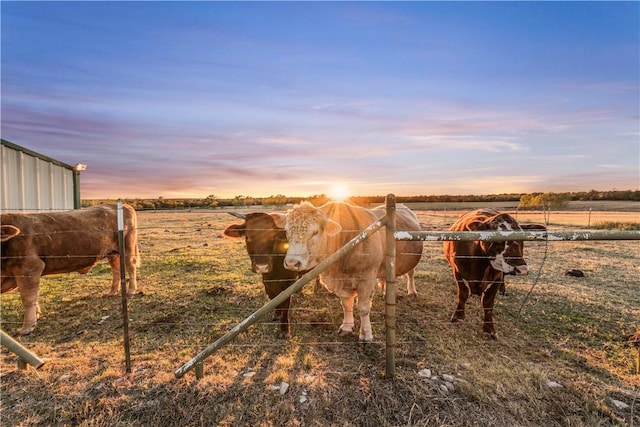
[329,184,350,201]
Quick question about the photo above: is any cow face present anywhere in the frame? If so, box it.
[278,203,341,272]
[223,213,289,274]
[467,214,529,275]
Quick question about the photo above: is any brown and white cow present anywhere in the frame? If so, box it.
[1,204,140,335]
[443,209,545,339]
[222,212,299,339]
[275,201,423,342]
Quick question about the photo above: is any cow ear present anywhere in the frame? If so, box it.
[465,221,485,231]
[520,223,547,231]
[324,219,342,236]
[1,225,21,242]
[270,213,287,229]
[222,223,246,239]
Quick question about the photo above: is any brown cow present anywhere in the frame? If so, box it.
[275,201,423,342]
[1,204,140,335]
[443,209,545,338]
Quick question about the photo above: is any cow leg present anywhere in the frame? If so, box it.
[405,268,417,297]
[125,251,139,297]
[356,286,375,342]
[451,275,469,323]
[274,297,292,339]
[105,255,121,296]
[377,278,386,296]
[263,279,292,339]
[338,295,356,336]
[16,275,42,336]
[481,281,499,339]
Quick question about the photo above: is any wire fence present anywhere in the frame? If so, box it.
[1,205,639,374]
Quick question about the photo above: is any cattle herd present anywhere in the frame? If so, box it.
[1,202,544,340]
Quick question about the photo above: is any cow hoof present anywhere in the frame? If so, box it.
[338,329,354,337]
[450,317,464,323]
[278,332,291,340]
[103,292,117,298]
[15,327,34,337]
[484,332,498,340]
[359,337,374,343]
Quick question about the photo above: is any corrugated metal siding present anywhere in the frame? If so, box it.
[1,141,75,212]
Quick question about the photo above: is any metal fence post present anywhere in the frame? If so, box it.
[384,194,397,378]
[117,201,132,373]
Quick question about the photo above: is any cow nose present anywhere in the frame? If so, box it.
[515,265,529,276]
[284,257,302,271]
[254,263,270,274]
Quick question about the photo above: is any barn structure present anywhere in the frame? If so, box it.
[1,139,86,212]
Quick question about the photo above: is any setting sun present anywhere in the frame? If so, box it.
[328,184,350,201]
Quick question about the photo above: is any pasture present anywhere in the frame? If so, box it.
[1,207,639,426]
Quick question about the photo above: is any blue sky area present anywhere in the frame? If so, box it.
[1,2,638,199]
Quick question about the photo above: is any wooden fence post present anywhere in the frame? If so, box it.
[175,216,387,379]
[0,329,44,370]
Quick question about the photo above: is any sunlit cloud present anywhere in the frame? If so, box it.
[402,134,527,152]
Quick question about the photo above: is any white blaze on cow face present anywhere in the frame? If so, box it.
[485,219,530,275]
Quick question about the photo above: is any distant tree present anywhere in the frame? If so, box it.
[518,192,569,210]
[518,194,544,210]
[205,194,219,208]
[263,194,288,206]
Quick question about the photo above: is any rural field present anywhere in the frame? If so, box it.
[1,204,639,426]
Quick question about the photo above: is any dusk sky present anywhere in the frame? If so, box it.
[1,2,638,200]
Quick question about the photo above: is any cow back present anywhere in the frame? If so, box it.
[1,204,137,276]
[371,204,423,277]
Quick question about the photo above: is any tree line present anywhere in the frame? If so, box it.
[81,189,639,210]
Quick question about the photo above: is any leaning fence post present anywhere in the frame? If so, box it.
[384,194,397,378]
[175,217,387,379]
[0,329,45,370]
[117,201,132,373]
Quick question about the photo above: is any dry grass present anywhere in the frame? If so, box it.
[1,208,639,426]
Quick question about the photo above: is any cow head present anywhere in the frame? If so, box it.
[466,214,545,275]
[1,225,20,242]
[222,212,289,274]
[275,202,341,272]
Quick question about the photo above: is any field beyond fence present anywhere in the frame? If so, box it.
[1,206,639,426]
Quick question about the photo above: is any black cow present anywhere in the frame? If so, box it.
[222,212,298,338]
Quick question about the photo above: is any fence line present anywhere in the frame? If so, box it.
[2,198,637,379]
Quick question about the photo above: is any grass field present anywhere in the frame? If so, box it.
[1,206,639,426]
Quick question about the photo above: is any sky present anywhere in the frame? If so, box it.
[1,1,639,200]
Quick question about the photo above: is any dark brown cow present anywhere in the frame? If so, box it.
[222,212,299,339]
[1,204,140,335]
[443,209,545,339]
